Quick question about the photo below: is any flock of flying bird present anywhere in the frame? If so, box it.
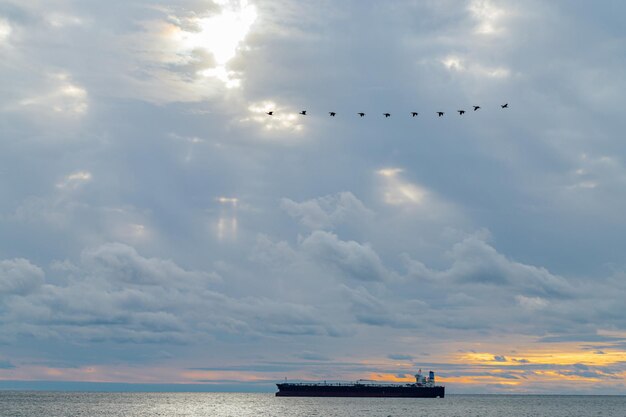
[265,103,509,118]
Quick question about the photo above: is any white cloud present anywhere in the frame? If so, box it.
[407,233,572,297]
[18,73,88,115]
[80,242,217,286]
[281,192,374,230]
[0,258,44,296]
[46,13,85,28]
[176,0,256,85]
[468,0,508,35]
[56,171,92,190]
[0,243,339,344]
[516,295,548,311]
[300,231,393,282]
[441,55,511,79]
[243,100,305,134]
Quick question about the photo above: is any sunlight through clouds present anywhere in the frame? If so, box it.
[18,73,88,115]
[442,55,465,71]
[244,100,304,133]
[173,0,257,88]
[377,168,426,206]
[216,196,238,240]
[468,0,507,35]
[0,18,11,43]
[55,171,92,191]
[441,55,511,79]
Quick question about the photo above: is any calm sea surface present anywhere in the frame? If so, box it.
[0,392,624,417]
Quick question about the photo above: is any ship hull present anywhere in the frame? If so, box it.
[276,383,444,398]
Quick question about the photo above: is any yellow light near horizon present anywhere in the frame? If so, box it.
[460,349,626,367]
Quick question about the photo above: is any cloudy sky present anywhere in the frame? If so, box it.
[1,0,626,394]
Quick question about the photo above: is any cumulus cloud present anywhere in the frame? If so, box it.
[0,243,341,347]
[406,233,573,298]
[80,242,216,286]
[300,231,393,282]
[281,192,373,230]
[0,258,44,296]
[341,284,427,329]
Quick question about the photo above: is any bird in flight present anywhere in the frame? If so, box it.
[411,112,418,117]
[358,112,365,117]
[329,112,336,117]
[266,111,273,116]
[299,110,307,115]
[437,112,444,117]
[383,113,391,118]
[473,106,480,111]
[501,103,508,108]
[458,110,465,115]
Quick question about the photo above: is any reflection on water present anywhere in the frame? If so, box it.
[0,392,625,417]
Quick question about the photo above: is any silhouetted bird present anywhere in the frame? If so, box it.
[501,103,508,108]
[473,106,480,111]
[358,112,365,117]
[299,110,307,115]
[437,112,444,117]
[266,111,273,116]
[383,113,391,118]
[411,112,418,117]
[329,112,336,117]
[458,110,465,115]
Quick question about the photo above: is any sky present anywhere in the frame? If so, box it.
[1,0,626,394]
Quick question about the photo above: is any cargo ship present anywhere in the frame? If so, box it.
[276,369,444,398]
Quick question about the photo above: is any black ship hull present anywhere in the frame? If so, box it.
[276,383,444,398]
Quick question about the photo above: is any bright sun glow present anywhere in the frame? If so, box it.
[175,0,257,88]
[0,19,11,43]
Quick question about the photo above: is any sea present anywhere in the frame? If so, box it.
[0,392,624,417]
